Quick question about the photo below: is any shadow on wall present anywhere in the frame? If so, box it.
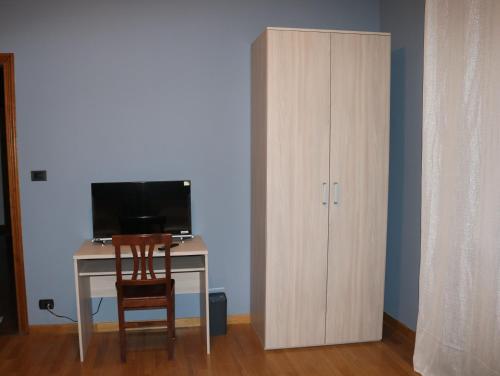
[385,47,406,317]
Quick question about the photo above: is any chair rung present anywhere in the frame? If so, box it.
[124,320,169,330]
[122,297,168,309]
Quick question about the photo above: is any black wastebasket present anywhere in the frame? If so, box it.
[209,292,227,336]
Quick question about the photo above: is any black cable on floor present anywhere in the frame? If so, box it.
[46,298,103,323]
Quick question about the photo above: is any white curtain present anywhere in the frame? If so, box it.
[414,1,500,375]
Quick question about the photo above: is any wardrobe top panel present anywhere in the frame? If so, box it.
[264,27,390,37]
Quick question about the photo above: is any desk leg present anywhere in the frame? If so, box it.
[74,259,93,362]
[200,255,210,354]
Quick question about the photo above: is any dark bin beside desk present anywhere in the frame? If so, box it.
[209,292,227,336]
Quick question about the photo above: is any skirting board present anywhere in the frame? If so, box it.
[382,311,416,366]
[30,314,250,335]
[383,312,416,343]
[31,313,413,345]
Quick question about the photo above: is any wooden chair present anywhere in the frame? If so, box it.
[112,233,175,362]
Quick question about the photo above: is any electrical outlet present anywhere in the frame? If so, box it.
[39,299,54,310]
[31,170,47,181]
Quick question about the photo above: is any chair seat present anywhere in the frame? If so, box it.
[122,283,166,298]
[119,279,175,310]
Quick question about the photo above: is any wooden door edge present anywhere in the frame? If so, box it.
[0,53,29,334]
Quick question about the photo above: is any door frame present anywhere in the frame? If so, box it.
[0,53,28,334]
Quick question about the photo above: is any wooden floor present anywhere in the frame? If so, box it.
[0,324,419,375]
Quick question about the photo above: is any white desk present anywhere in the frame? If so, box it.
[73,236,210,362]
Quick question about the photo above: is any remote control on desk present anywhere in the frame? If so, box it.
[158,243,179,251]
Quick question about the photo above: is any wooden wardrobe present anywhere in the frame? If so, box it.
[250,27,390,349]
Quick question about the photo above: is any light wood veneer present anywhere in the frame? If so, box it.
[326,33,391,344]
[265,29,331,349]
[251,28,391,350]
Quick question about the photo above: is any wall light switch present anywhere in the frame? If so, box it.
[31,170,47,181]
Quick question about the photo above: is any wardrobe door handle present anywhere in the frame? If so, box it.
[333,182,340,206]
[322,182,328,205]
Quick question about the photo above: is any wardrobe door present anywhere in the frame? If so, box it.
[326,33,390,343]
[265,30,330,348]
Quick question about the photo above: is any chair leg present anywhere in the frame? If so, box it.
[167,289,175,360]
[167,315,174,359]
[172,289,176,339]
[118,305,127,362]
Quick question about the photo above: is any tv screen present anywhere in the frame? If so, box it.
[91,180,192,240]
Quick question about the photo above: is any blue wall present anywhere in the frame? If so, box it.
[0,0,381,324]
[380,0,424,330]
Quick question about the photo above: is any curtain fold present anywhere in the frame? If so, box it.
[414,1,500,375]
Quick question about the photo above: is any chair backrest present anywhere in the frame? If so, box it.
[112,233,173,288]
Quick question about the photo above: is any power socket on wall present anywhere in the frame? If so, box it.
[39,299,54,310]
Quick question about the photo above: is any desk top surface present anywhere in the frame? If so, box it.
[74,235,207,260]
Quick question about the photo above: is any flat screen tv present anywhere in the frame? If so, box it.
[91,180,192,240]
